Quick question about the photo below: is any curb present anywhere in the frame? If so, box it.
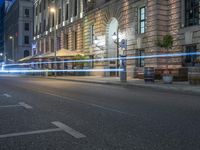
[32,76,200,96]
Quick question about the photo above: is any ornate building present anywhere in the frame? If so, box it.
[33,0,200,79]
[4,0,33,62]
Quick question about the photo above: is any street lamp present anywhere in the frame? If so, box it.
[94,36,99,45]
[9,36,15,62]
[112,31,127,82]
[112,32,117,41]
[49,6,57,77]
[50,7,56,13]
[112,31,120,77]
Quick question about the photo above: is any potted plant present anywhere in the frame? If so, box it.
[157,34,174,84]
[74,54,90,76]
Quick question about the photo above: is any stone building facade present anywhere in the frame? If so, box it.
[33,0,200,79]
[4,0,33,62]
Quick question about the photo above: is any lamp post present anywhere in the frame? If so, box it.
[112,30,119,77]
[50,7,57,77]
[112,30,127,82]
[9,36,15,62]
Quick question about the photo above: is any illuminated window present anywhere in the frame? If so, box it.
[185,45,197,66]
[139,6,146,34]
[185,0,199,27]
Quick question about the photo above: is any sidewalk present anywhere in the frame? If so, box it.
[42,76,200,96]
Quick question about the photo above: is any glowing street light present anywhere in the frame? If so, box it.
[50,7,56,13]
[49,6,57,77]
[94,36,99,45]
[112,32,117,41]
[9,36,15,61]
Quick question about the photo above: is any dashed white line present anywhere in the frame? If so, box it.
[0,128,62,139]
[0,104,20,108]
[18,102,33,109]
[3,93,12,98]
[52,121,86,139]
[0,102,32,109]
[39,91,137,117]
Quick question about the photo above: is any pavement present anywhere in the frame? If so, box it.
[0,76,200,150]
[37,75,200,96]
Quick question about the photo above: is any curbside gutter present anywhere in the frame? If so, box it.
[26,76,200,97]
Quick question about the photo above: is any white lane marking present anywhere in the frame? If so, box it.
[18,102,33,109]
[3,93,12,98]
[41,91,137,117]
[0,102,32,109]
[0,121,86,139]
[0,128,62,139]
[0,104,21,108]
[52,121,86,139]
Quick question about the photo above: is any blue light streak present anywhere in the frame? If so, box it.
[0,68,124,73]
[2,52,200,67]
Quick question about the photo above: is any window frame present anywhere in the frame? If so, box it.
[24,23,29,31]
[137,49,145,67]
[139,6,146,34]
[24,36,29,44]
[185,0,199,27]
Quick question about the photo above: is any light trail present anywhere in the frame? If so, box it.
[0,68,124,73]
[2,52,200,67]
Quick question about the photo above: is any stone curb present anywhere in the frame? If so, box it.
[34,76,200,96]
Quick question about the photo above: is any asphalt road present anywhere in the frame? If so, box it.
[0,75,200,150]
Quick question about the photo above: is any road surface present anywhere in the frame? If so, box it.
[0,75,200,150]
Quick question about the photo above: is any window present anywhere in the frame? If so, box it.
[24,36,29,44]
[58,8,62,24]
[64,34,69,49]
[137,50,145,67]
[35,6,38,16]
[52,14,55,27]
[74,0,78,17]
[24,50,30,57]
[39,22,42,33]
[46,38,49,52]
[139,6,146,34]
[90,25,95,45]
[185,0,199,27]
[24,23,29,31]
[184,45,197,66]
[51,38,54,52]
[65,3,69,21]
[39,3,42,13]
[74,31,77,50]
[24,8,30,17]
[43,19,46,31]
[57,36,61,50]
[43,0,46,10]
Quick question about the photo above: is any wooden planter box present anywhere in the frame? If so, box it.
[188,67,200,85]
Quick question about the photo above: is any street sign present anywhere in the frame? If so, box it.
[120,39,127,49]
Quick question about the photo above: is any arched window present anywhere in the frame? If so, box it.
[24,50,30,57]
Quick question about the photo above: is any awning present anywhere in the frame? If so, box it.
[43,49,85,58]
[19,49,85,62]
[33,52,52,59]
[18,56,33,62]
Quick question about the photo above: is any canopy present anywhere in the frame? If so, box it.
[43,49,85,58]
[18,56,33,62]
